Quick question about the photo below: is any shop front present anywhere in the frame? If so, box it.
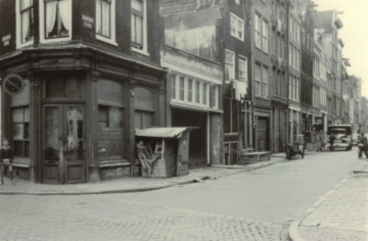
[0,48,166,184]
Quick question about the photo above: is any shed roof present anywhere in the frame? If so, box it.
[135,127,192,138]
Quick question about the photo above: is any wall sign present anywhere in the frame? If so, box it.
[2,74,24,95]
[82,15,94,29]
[2,34,11,46]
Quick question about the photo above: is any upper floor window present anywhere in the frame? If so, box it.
[225,50,235,80]
[131,0,148,55]
[230,13,244,41]
[262,20,268,52]
[254,14,261,49]
[235,0,240,4]
[96,0,116,45]
[39,0,71,43]
[238,56,248,83]
[16,0,34,48]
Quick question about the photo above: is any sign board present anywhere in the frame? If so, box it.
[2,74,24,95]
[82,15,94,29]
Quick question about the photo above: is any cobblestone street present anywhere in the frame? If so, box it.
[0,195,289,241]
[298,167,368,241]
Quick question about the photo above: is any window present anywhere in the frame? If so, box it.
[296,78,299,101]
[262,20,268,52]
[40,0,71,41]
[202,83,208,105]
[171,75,177,100]
[235,0,240,4]
[238,57,248,83]
[12,107,30,157]
[230,13,244,41]
[16,0,34,48]
[262,67,268,98]
[96,0,116,45]
[134,87,154,130]
[179,76,185,101]
[131,0,148,54]
[188,79,193,102]
[225,50,235,80]
[272,28,276,54]
[195,81,200,104]
[255,64,261,97]
[254,14,261,49]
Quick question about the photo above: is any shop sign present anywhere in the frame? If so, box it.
[2,74,24,95]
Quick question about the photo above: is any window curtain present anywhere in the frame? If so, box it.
[46,1,57,35]
[96,0,101,34]
[101,1,110,37]
[59,0,71,32]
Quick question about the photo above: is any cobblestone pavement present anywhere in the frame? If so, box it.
[0,195,289,241]
[299,165,368,241]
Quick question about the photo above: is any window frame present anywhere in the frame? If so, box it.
[11,106,30,158]
[39,0,72,44]
[225,49,235,80]
[230,13,244,41]
[262,20,268,53]
[131,0,149,55]
[96,0,117,46]
[254,14,261,49]
[16,0,35,49]
[238,56,248,84]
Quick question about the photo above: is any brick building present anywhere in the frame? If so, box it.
[0,0,167,183]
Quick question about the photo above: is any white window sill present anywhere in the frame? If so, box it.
[96,35,118,46]
[132,47,149,56]
[16,41,34,50]
[40,36,71,44]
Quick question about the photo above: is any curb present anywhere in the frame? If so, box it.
[0,176,211,196]
[288,174,351,241]
[0,159,281,196]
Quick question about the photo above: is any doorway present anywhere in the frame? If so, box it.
[43,104,86,184]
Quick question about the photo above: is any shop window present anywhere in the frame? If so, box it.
[16,0,34,48]
[40,0,72,43]
[12,107,30,157]
[45,77,84,99]
[187,79,193,102]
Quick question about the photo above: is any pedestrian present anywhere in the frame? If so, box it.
[329,133,335,151]
[359,133,368,159]
[0,139,14,185]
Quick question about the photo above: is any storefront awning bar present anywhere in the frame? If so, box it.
[135,127,199,138]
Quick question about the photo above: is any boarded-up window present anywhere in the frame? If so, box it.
[97,80,125,161]
[134,87,154,129]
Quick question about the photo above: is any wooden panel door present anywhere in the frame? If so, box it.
[43,105,86,184]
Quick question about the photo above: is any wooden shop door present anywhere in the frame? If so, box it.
[43,105,86,184]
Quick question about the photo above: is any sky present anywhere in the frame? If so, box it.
[314,0,368,98]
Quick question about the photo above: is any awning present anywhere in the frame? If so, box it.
[135,127,194,138]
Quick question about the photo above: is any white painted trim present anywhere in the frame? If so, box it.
[95,0,117,46]
[288,105,301,111]
[131,0,149,56]
[162,60,222,85]
[39,0,72,44]
[16,0,34,49]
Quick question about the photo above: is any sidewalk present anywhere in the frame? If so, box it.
[0,158,281,195]
[289,162,368,241]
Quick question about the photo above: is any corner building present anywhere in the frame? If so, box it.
[0,0,166,184]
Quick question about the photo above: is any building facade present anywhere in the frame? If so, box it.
[0,0,167,183]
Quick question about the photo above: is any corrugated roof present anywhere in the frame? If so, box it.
[135,127,190,138]
[312,11,333,34]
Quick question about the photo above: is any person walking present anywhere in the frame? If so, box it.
[0,139,14,185]
[360,133,368,159]
[329,133,335,151]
